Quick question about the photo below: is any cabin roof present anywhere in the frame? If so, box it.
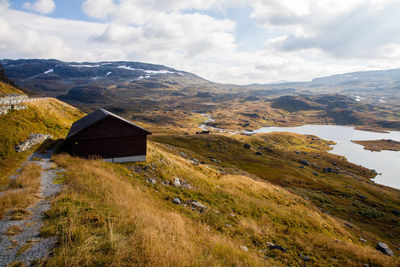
[66,108,151,139]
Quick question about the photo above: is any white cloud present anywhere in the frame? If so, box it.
[23,0,55,14]
[251,0,400,60]
[81,0,116,20]
[1,0,400,84]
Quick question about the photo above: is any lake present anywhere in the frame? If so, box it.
[253,125,400,190]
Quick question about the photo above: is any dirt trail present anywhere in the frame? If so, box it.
[0,149,62,266]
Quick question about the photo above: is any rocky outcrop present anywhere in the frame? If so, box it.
[15,134,53,152]
[376,242,393,256]
[0,105,27,115]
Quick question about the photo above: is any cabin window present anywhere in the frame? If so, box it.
[75,142,78,145]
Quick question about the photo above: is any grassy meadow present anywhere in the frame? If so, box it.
[41,138,399,266]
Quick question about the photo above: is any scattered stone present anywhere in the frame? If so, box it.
[391,210,400,216]
[180,152,187,158]
[299,160,309,166]
[230,213,236,217]
[15,134,53,152]
[174,178,181,187]
[313,172,319,176]
[300,255,311,262]
[266,242,287,252]
[359,238,367,243]
[211,158,217,162]
[332,162,338,166]
[244,144,251,149]
[376,242,393,256]
[255,152,262,156]
[357,194,367,200]
[172,198,181,205]
[241,246,248,252]
[295,151,301,154]
[344,223,354,228]
[191,201,207,210]
[304,197,310,200]
[151,179,157,184]
[362,264,369,267]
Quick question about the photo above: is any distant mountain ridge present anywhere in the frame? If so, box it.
[2,59,399,107]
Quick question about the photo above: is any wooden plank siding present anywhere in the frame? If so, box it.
[64,109,151,161]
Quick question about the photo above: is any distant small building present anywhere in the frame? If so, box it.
[64,108,151,162]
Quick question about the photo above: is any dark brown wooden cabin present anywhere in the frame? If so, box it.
[64,108,151,162]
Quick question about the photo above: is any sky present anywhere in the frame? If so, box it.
[1,0,400,84]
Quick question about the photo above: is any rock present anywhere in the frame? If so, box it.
[151,179,157,184]
[359,238,367,243]
[391,210,400,216]
[295,151,301,154]
[174,178,181,187]
[313,172,319,176]
[332,162,338,166]
[323,168,333,173]
[376,242,393,256]
[357,194,367,200]
[211,158,217,162]
[255,152,262,156]
[15,133,53,152]
[344,223,354,228]
[191,201,207,210]
[266,242,287,252]
[180,152,187,158]
[300,255,311,261]
[244,144,251,149]
[241,246,248,252]
[172,197,182,205]
[299,160,309,166]
[172,198,181,205]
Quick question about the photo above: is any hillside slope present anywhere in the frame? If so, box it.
[0,96,83,185]
[42,138,399,266]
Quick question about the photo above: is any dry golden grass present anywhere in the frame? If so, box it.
[43,142,399,266]
[0,163,41,218]
[0,81,24,96]
[47,153,265,266]
[26,98,83,127]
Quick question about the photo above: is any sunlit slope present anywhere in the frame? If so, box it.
[0,97,83,184]
[43,140,399,266]
[0,81,24,96]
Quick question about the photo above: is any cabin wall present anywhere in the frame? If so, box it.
[66,135,147,159]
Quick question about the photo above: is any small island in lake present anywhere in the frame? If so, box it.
[352,139,400,152]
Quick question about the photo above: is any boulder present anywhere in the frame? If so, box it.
[266,242,286,252]
[172,198,181,205]
[357,194,367,200]
[391,210,400,216]
[174,178,181,187]
[191,201,207,210]
[300,255,311,262]
[299,160,309,166]
[376,242,393,256]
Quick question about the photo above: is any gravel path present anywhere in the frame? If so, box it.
[0,149,62,266]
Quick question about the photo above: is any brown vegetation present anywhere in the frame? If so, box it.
[0,163,41,218]
[352,139,400,152]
